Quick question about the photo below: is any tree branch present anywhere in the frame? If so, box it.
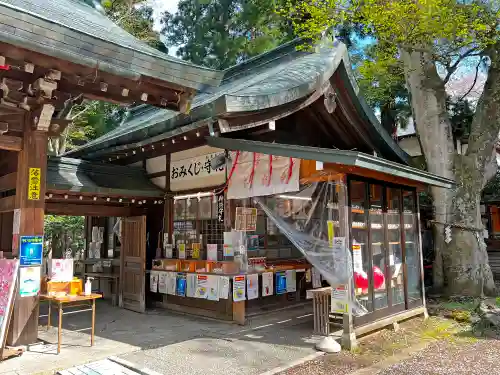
[459,58,482,101]
[443,47,478,84]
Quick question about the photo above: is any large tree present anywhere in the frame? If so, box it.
[160,0,294,69]
[282,0,500,296]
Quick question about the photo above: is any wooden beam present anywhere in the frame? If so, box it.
[0,196,15,213]
[0,135,22,151]
[46,202,145,217]
[0,172,16,193]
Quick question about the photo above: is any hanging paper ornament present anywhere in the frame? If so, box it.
[373,266,385,289]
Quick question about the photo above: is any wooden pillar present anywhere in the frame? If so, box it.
[8,128,48,346]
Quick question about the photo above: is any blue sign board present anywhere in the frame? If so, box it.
[19,236,43,266]
[275,271,287,295]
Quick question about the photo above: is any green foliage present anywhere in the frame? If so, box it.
[44,216,85,258]
[67,101,125,149]
[160,0,295,69]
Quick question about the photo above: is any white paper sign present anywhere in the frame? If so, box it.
[353,240,363,272]
[218,276,230,299]
[262,272,274,297]
[19,266,40,297]
[158,272,167,294]
[331,284,349,313]
[233,275,246,302]
[150,271,159,292]
[246,273,259,300]
[49,259,73,282]
[164,244,173,259]
[207,244,218,261]
[13,209,20,235]
[286,270,296,293]
[186,273,197,297]
[312,267,322,289]
[166,272,177,295]
[207,275,220,301]
[195,275,208,299]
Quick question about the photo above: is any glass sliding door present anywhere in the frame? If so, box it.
[350,178,423,325]
[403,190,423,306]
[387,188,405,306]
[369,184,388,310]
[350,180,373,312]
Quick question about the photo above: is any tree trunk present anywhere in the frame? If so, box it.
[401,48,498,296]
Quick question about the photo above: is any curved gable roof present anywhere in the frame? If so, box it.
[66,38,409,164]
[0,0,222,91]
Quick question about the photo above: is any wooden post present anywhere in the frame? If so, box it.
[8,128,48,346]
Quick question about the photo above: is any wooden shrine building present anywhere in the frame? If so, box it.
[65,37,454,343]
[0,0,222,346]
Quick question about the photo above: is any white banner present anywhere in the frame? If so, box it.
[227,151,300,199]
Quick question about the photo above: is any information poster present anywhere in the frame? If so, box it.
[19,266,41,297]
[164,244,173,259]
[331,284,349,313]
[218,276,230,299]
[0,259,19,347]
[49,259,73,282]
[206,275,219,301]
[186,273,197,297]
[235,207,258,231]
[312,267,322,289]
[195,275,208,299]
[178,243,186,259]
[262,272,274,297]
[233,275,246,302]
[246,273,259,300]
[223,232,234,256]
[286,270,297,293]
[166,272,177,295]
[150,271,159,293]
[275,272,287,295]
[207,244,218,261]
[20,236,43,266]
[176,273,187,297]
[158,272,167,294]
[192,243,201,259]
[353,240,362,272]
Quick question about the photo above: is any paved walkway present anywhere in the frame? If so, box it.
[0,301,322,375]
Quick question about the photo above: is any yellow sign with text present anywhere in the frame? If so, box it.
[28,168,41,200]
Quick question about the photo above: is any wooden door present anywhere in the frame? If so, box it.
[120,216,146,313]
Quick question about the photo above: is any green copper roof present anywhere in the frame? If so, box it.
[67,38,408,164]
[47,157,163,197]
[206,137,454,189]
[0,0,222,90]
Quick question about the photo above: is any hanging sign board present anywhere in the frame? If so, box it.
[217,193,225,224]
[28,167,42,200]
[20,236,43,266]
[0,259,19,352]
[170,148,226,192]
[235,207,257,231]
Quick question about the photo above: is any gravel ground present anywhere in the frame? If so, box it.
[281,317,500,375]
[282,338,500,375]
[378,339,500,375]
